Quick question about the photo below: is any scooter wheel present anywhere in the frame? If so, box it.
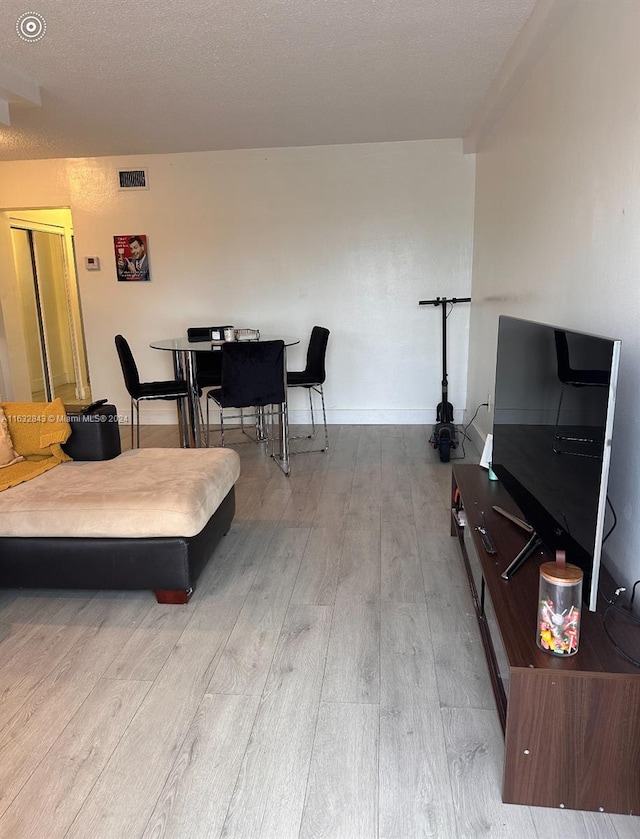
[439,438,451,462]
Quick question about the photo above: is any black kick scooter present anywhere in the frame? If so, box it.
[418,296,471,462]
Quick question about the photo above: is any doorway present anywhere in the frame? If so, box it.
[3,210,91,406]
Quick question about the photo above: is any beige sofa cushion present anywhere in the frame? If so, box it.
[0,447,240,539]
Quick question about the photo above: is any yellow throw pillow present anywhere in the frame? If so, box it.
[2,398,72,462]
[0,404,24,469]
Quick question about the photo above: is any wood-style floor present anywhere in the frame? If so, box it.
[0,424,637,838]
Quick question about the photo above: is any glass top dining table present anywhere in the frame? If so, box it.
[149,335,299,472]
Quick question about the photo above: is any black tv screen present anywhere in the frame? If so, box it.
[491,316,621,611]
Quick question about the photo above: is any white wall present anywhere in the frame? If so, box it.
[0,140,475,424]
[467,2,640,589]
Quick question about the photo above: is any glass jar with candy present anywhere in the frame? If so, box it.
[537,553,583,657]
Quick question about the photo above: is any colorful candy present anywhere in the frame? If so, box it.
[538,598,580,655]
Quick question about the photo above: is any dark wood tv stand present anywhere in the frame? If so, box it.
[451,464,640,814]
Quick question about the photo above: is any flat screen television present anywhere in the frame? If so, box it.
[491,316,621,611]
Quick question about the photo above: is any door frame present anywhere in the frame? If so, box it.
[0,208,90,402]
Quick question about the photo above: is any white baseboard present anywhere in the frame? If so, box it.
[117,405,468,426]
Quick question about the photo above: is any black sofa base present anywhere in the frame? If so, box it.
[0,487,235,603]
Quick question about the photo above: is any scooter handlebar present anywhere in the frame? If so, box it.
[418,296,471,306]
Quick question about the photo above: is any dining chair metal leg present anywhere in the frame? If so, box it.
[239,409,250,437]
[130,397,142,449]
[206,401,270,448]
[205,396,226,447]
[270,400,290,475]
[283,401,290,470]
[237,406,267,443]
[308,389,316,437]
[196,398,207,447]
[289,385,328,454]
[205,396,218,447]
[318,384,329,451]
[256,406,267,441]
[289,388,316,441]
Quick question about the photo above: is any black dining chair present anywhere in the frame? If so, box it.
[193,350,222,389]
[286,326,330,452]
[115,334,189,449]
[186,328,224,391]
[553,329,610,456]
[205,340,287,465]
[189,327,261,431]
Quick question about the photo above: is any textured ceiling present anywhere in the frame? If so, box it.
[0,0,537,161]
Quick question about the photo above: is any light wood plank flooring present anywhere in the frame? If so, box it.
[0,424,637,838]
[31,382,93,409]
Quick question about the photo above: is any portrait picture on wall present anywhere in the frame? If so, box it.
[114,235,151,282]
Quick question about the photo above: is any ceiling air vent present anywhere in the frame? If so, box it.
[117,169,148,191]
